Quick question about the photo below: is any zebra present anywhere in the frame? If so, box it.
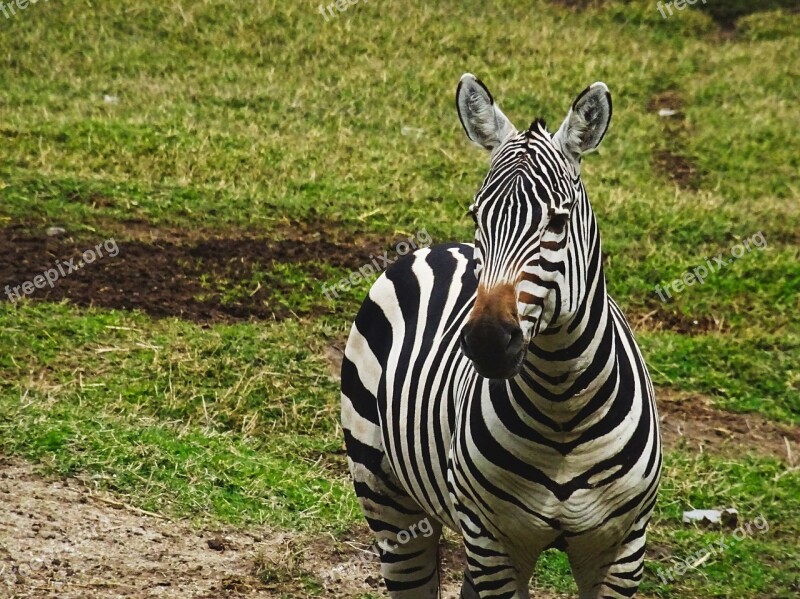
[340,74,661,599]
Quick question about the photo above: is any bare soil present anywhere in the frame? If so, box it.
[0,220,388,324]
[657,389,799,465]
[647,90,700,190]
[0,460,565,599]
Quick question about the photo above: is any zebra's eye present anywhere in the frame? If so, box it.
[548,212,569,234]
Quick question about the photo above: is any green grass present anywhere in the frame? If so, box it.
[0,302,358,529]
[1,1,798,597]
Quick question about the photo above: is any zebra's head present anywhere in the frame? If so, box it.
[456,74,612,380]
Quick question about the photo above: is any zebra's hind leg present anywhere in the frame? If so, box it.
[351,456,442,597]
[344,424,442,596]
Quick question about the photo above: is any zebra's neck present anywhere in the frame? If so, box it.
[513,199,616,427]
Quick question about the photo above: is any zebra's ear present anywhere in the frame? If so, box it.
[456,73,517,152]
[553,82,612,168]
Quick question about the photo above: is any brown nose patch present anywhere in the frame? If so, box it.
[468,283,518,327]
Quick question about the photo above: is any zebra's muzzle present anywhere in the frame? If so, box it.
[459,319,525,379]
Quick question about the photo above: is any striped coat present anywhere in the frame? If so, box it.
[342,75,661,599]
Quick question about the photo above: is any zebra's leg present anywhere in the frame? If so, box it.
[567,520,650,599]
[373,508,443,599]
[459,536,530,599]
[356,458,442,597]
[345,434,442,597]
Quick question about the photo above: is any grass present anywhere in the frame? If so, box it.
[0,302,358,529]
[0,1,798,597]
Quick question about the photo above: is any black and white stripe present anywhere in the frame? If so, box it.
[341,75,660,599]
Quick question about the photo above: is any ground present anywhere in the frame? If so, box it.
[1,1,799,598]
[3,390,796,598]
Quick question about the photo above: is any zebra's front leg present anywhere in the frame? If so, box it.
[567,523,649,599]
[460,534,530,599]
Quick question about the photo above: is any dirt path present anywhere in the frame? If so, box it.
[0,459,277,598]
[1,460,561,599]
[656,388,798,464]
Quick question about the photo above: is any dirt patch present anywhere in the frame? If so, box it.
[0,459,276,598]
[0,459,570,599]
[647,91,684,115]
[657,389,799,464]
[629,306,726,335]
[652,149,697,189]
[323,342,346,381]
[0,219,767,336]
[696,0,799,31]
[647,89,701,190]
[0,221,391,324]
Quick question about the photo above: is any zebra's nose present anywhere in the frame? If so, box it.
[460,320,525,379]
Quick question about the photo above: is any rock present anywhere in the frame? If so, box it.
[401,126,425,137]
[46,227,66,237]
[682,507,739,528]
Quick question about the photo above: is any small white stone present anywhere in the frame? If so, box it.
[401,126,425,137]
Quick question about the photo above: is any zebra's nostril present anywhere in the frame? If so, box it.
[506,328,523,351]
[500,331,512,349]
[459,328,474,359]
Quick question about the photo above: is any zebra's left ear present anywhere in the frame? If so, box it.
[553,82,612,169]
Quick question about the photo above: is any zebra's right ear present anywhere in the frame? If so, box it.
[456,73,517,152]
[552,82,612,169]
